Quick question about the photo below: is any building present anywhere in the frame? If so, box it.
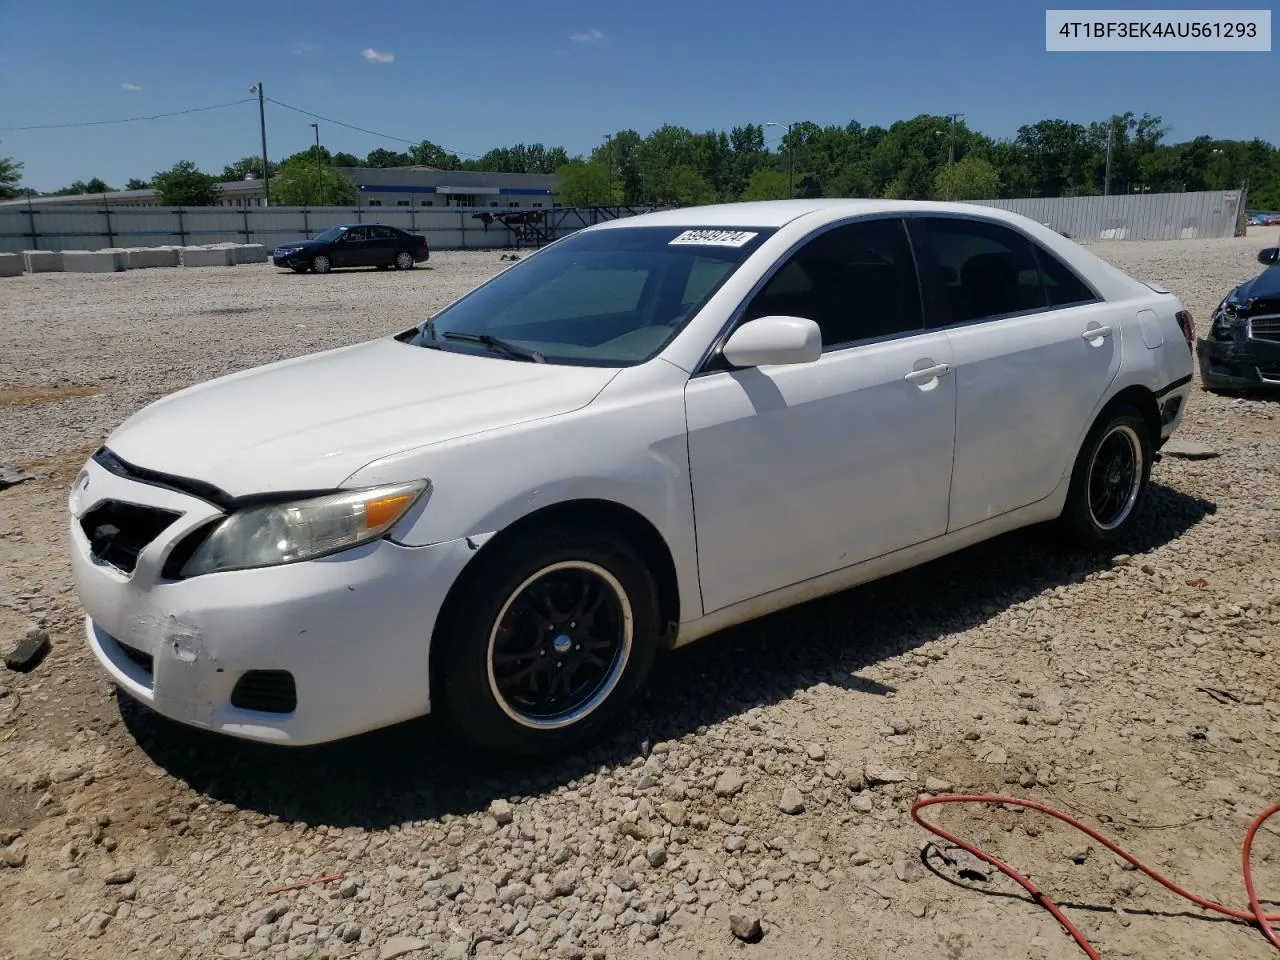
[342,166,559,209]
[0,169,560,210]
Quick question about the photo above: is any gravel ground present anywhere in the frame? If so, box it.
[0,234,1277,960]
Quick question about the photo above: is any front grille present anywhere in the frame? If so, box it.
[230,671,297,714]
[116,640,154,677]
[80,501,181,573]
[1250,315,1280,343]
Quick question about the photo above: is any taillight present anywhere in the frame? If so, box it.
[1175,309,1195,348]
[420,236,428,247]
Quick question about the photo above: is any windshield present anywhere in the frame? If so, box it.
[312,226,346,243]
[405,225,775,366]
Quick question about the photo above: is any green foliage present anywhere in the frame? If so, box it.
[221,156,277,181]
[741,168,790,201]
[153,161,219,206]
[474,143,569,175]
[0,156,23,200]
[934,156,1001,201]
[555,161,618,206]
[53,177,114,196]
[270,154,357,206]
[330,152,365,168]
[365,148,413,168]
[124,178,152,191]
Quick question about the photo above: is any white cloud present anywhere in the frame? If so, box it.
[120,82,143,91]
[569,28,604,43]
[290,40,320,55]
[361,47,395,63]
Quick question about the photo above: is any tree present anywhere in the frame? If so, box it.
[365,147,412,168]
[330,152,365,168]
[555,160,618,206]
[221,156,277,181]
[934,156,1000,200]
[740,168,789,201]
[0,155,22,200]
[409,140,462,169]
[270,155,356,206]
[124,177,152,191]
[53,177,114,196]
[153,161,219,206]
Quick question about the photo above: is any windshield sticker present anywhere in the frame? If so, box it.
[669,229,759,248]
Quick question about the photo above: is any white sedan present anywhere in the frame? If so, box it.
[68,199,1196,755]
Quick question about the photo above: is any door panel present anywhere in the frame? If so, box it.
[942,304,1119,529]
[908,215,1122,530]
[685,332,956,613]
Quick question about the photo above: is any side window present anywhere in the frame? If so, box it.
[742,218,922,348]
[917,218,1046,324]
[342,226,367,242]
[1033,245,1097,307]
[370,226,396,240]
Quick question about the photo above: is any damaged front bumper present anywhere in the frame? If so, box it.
[1196,335,1280,391]
[69,454,478,745]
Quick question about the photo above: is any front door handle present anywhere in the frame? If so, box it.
[1081,325,1113,341]
[904,363,951,384]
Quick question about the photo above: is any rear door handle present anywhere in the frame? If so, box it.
[904,363,951,384]
[1081,325,1113,340]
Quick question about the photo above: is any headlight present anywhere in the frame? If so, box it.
[180,480,429,577]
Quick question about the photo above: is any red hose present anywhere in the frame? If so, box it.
[911,793,1280,958]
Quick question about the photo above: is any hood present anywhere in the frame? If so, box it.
[1230,265,1280,305]
[106,338,620,497]
[274,239,321,250]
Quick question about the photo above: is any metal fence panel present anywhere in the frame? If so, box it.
[965,189,1243,241]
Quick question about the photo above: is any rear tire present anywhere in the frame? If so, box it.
[433,525,660,757]
[1060,404,1152,546]
[394,250,415,271]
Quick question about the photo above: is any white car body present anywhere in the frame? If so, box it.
[68,199,1194,747]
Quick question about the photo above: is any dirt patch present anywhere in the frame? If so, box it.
[17,443,101,483]
[0,779,41,831]
[0,385,103,408]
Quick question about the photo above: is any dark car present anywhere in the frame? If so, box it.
[272,224,429,274]
[1197,246,1280,392]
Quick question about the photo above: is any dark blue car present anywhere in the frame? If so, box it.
[1197,246,1280,391]
[272,223,430,274]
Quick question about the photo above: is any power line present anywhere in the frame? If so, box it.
[0,98,256,132]
[265,97,485,159]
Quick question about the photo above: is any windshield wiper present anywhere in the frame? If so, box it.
[442,331,546,363]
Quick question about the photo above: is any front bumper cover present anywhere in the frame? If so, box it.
[1196,336,1280,390]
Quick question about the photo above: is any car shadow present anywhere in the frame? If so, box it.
[120,481,1215,829]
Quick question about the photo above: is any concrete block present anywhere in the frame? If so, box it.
[23,250,63,273]
[124,247,180,269]
[62,250,125,273]
[232,243,268,264]
[179,246,234,267]
[0,253,23,277]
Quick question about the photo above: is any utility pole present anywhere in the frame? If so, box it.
[311,123,322,206]
[945,112,963,167]
[1104,119,1113,197]
[249,83,270,205]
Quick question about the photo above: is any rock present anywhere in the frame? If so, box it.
[729,911,763,943]
[893,856,923,883]
[714,768,745,798]
[806,743,826,762]
[645,838,667,868]
[864,762,910,785]
[380,936,429,959]
[2,846,27,868]
[851,793,874,813]
[724,835,747,854]
[779,787,805,815]
[489,799,515,826]
[4,626,50,671]
[1064,846,1091,865]
[1162,438,1218,460]
[552,869,577,897]
[977,745,1008,765]
[104,866,135,885]
[659,801,687,826]
[924,777,952,793]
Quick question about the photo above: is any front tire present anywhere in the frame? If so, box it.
[433,526,660,757]
[1060,404,1152,546]
[311,254,331,274]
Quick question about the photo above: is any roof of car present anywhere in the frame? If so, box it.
[589,198,1026,230]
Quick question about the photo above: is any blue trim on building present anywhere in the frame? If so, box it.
[356,184,554,196]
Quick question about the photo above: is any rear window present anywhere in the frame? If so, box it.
[410,225,776,366]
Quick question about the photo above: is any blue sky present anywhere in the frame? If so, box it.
[0,0,1275,192]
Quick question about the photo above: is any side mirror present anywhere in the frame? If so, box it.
[1257,247,1280,266]
[722,315,822,368]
